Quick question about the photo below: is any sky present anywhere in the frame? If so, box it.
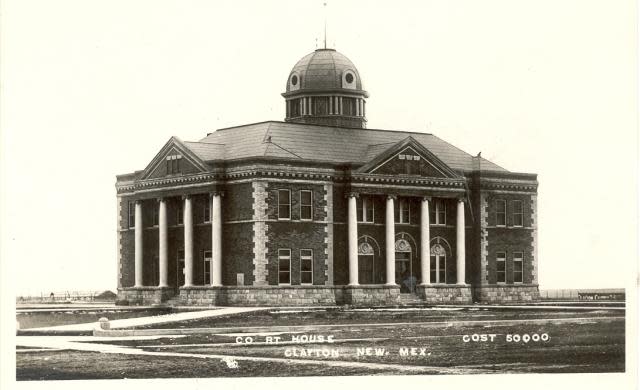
[1,0,637,296]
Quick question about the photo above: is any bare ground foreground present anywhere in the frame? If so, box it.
[16,306,625,379]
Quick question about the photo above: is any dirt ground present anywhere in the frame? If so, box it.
[16,306,625,379]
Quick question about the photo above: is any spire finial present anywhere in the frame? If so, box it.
[323,1,327,49]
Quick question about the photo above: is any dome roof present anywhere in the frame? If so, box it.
[285,48,366,93]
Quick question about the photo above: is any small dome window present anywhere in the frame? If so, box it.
[342,70,357,90]
[289,72,301,91]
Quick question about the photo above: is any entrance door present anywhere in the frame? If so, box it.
[358,254,374,284]
[203,250,212,285]
[395,252,414,293]
[176,250,185,287]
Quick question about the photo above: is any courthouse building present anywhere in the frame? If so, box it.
[115,48,539,306]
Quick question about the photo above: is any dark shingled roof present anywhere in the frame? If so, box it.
[287,48,365,92]
[184,121,506,172]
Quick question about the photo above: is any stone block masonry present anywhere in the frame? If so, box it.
[252,181,269,285]
[473,285,540,303]
[417,285,472,304]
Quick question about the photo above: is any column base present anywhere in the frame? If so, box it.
[116,287,176,305]
[416,284,472,304]
[343,285,400,306]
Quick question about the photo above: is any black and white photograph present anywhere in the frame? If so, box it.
[1,1,637,389]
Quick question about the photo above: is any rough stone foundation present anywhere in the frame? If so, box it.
[342,285,400,306]
[116,287,175,305]
[473,284,539,303]
[180,286,338,306]
[416,284,473,304]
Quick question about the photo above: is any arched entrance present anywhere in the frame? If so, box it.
[395,238,415,293]
[357,236,381,284]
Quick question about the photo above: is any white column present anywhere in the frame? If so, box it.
[456,198,466,285]
[385,195,396,285]
[134,200,144,287]
[329,96,333,115]
[158,199,168,287]
[356,98,361,116]
[339,96,343,115]
[211,192,223,286]
[183,195,194,287]
[347,193,358,285]
[420,197,431,285]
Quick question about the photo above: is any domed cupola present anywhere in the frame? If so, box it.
[282,48,369,129]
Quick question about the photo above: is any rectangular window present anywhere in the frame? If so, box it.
[278,249,291,285]
[128,201,135,228]
[496,200,507,226]
[176,203,183,226]
[278,189,291,220]
[203,250,212,285]
[430,199,446,225]
[396,198,410,224]
[152,255,159,286]
[513,252,523,283]
[152,205,159,226]
[343,97,357,116]
[166,155,182,174]
[496,252,506,283]
[300,249,313,285]
[357,196,375,223]
[313,97,329,116]
[204,199,211,223]
[300,190,313,220]
[513,200,523,227]
[290,98,300,117]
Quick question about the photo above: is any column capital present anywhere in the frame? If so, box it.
[209,191,225,198]
[135,199,144,205]
[386,194,397,200]
[421,196,432,202]
[156,197,167,203]
[346,192,360,199]
[457,196,467,203]
[181,194,192,200]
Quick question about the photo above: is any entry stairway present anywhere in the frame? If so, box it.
[398,293,425,306]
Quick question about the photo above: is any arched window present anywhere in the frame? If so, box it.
[357,242,374,284]
[429,237,451,284]
[357,236,381,285]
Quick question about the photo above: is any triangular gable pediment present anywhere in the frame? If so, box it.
[357,136,461,179]
[141,137,210,180]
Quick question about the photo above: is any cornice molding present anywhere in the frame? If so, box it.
[117,167,470,195]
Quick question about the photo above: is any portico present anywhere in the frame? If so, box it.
[131,191,224,292]
[344,189,470,303]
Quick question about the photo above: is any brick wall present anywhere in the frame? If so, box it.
[264,182,329,286]
[484,192,536,285]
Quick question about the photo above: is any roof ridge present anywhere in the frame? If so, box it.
[185,140,225,145]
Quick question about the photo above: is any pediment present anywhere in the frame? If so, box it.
[141,137,210,180]
[357,136,460,179]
